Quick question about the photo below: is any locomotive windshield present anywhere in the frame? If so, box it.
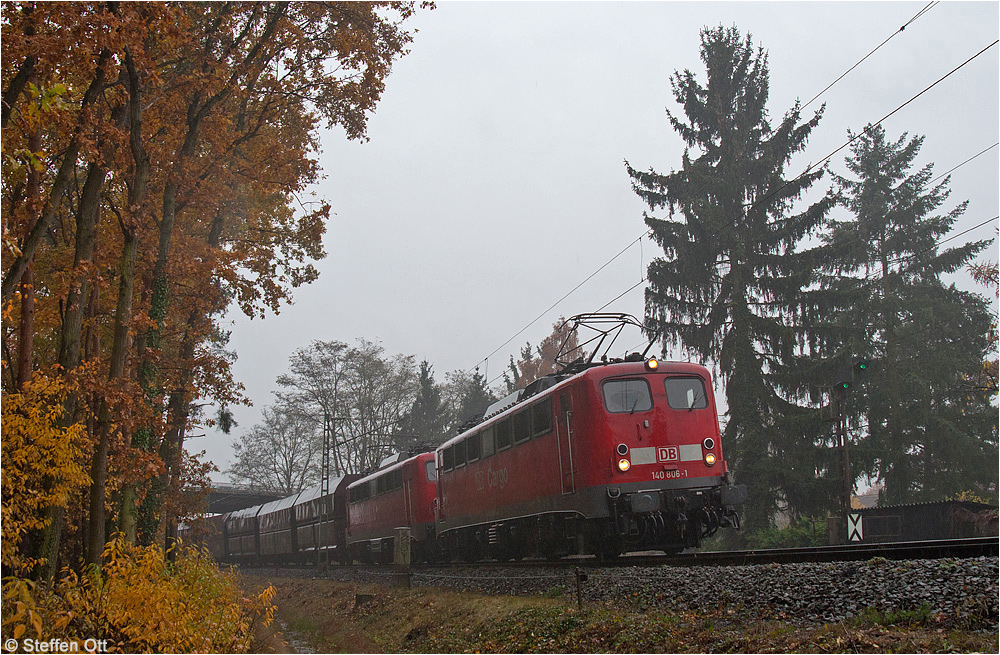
[603,379,653,413]
[665,377,709,410]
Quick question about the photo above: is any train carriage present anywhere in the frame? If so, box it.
[436,354,745,560]
[346,452,438,563]
[294,475,358,564]
[177,512,227,561]
[258,492,302,564]
[225,504,263,562]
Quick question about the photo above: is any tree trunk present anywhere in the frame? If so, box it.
[86,228,138,565]
[2,49,112,302]
[86,47,150,565]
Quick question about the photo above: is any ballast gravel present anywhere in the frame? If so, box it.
[315,556,998,628]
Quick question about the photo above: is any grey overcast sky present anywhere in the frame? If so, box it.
[199,1,999,478]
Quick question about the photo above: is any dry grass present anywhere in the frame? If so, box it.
[242,575,998,654]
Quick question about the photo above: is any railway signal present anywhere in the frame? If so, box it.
[837,358,870,392]
[831,357,869,542]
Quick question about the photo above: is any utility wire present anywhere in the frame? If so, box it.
[466,30,996,383]
[795,39,999,195]
[802,1,938,110]
[467,235,643,374]
[588,214,997,378]
[666,39,999,268]
[595,277,647,313]
[817,140,1000,265]
[930,142,999,186]
[892,215,998,270]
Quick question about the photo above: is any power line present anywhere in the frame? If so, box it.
[820,141,1000,263]
[642,39,998,279]
[801,2,938,111]
[659,37,999,269]
[892,215,998,271]
[467,235,643,374]
[595,277,646,313]
[930,142,999,187]
[798,38,999,193]
[466,30,997,383]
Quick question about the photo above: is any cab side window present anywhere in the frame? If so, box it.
[513,409,531,444]
[467,432,481,462]
[532,397,553,436]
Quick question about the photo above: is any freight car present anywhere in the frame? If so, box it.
[181,474,358,564]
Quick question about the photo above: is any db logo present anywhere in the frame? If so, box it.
[657,446,678,462]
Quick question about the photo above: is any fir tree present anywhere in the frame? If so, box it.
[458,369,496,425]
[823,125,997,504]
[626,26,835,530]
[397,360,449,450]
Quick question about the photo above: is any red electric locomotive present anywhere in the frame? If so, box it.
[181,315,744,566]
[346,452,438,563]
[435,314,745,560]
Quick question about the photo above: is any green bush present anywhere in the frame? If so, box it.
[745,516,826,549]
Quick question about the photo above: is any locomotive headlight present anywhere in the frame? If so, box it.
[617,458,631,472]
[703,437,716,450]
[704,452,717,466]
[645,357,659,371]
[616,443,629,456]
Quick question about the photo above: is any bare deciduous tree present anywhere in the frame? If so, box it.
[228,404,321,494]
[247,339,419,477]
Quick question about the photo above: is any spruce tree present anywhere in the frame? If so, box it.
[397,360,449,450]
[824,125,997,504]
[626,26,835,530]
[458,370,497,425]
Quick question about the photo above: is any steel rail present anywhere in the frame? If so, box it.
[402,537,998,572]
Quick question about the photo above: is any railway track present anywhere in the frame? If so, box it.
[270,537,987,576]
[394,537,999,572]
[247,538,998,632]
[600,536,999,568]
[242,537,997,575]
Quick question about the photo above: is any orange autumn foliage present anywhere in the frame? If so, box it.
[1,375,89,574]
[1,538,275,653]
[2,1,432,570]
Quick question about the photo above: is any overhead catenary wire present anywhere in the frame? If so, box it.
[801,1,938,111]
[891,215,999,270]
[929,142,998,187]
[815,140,1000,265]
[466,234,644,375]
[671,40,1000,280]
[464,24,996,385]
[477,151,996,388]
[791,38,999,203]
[596,214,998,360]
